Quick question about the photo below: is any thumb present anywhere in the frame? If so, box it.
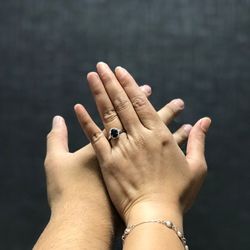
[46,116,69,156]
[186,117,211,170]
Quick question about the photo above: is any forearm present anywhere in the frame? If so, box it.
[34,200,114,250]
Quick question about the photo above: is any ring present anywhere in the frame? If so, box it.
[108,128,123,140]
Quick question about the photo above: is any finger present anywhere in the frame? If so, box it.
[46,116,69,156]
[157,99,184,125]
[186,117,211,171]
[74,104,111,162]
[96,62,141,132]
[115,66,165,130]
[173,124,192,146]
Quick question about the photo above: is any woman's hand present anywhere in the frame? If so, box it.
[75,62,211,227]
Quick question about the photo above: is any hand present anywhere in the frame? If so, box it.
[75,62,211,226]
[34,84,191,249]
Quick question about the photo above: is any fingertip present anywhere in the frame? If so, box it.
[96,61,106,68]
[186,117,211,160]
[52,115,65,129]
[172,98,185,110]
[48,115,69,153]
[115,65,122,72]
[199,117,212,133]
[74,104,80,112]
[96,62,109,73]
[183,124,193,135]
[140,84,152,96]
[87,71,99,81]
[74,103,84,112]
[115,66,128,78]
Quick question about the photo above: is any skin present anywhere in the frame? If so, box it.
[34,83,191,249]
[75,62,211,250]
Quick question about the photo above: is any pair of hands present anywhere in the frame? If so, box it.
[38,62,210,249]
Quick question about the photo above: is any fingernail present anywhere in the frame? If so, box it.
[142,85,152,95]
[115,66,127,76]
[183,124,192,135]
[199,117,211,133]
[96,62,108,72]
[173,98,185,109]
[52,116,64,128]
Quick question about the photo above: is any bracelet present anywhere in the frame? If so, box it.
[122,219,189,250]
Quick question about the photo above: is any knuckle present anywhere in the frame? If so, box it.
[195,160,208,176]
[91,131,104,143]
[201,162,208,174]
[99,71,112,83]
[113,95,130,112]
[101,157,115,171]
[79,115,91,128]
[103,109,118,123]
[131,95,147,110]
[46,130,56,141]
[91,85,102,96]
[160,132,173,146]
[118,71,129,86]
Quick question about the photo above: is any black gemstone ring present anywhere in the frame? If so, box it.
[108,128,123,140]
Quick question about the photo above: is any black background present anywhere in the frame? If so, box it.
[1,0,250,249]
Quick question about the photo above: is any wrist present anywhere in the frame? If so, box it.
[35,201,114,250]
[50,197,114,231]
[125,201,183,231]
[122,202,186,250]
[49,179,114,223]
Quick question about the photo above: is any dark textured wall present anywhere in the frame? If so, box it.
[1,0,250,249]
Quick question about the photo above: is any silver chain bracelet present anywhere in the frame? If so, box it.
[122,219,189,250]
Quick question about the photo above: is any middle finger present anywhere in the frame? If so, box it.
[96,62,141,133]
